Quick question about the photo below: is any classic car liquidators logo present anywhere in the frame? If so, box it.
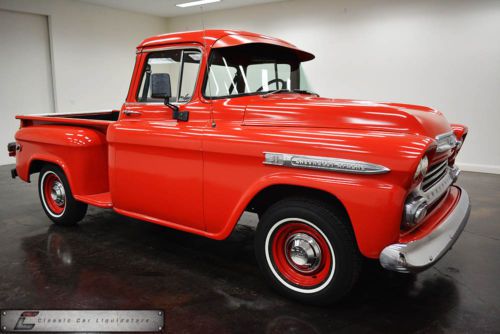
[1,310,164,332]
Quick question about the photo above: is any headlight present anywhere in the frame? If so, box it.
[413,156,428,180]
[403,196,428,228]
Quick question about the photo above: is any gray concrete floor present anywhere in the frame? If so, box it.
[0,164,499,333]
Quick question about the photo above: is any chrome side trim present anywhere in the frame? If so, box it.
[380,186,470,273]
[263,152,390,175]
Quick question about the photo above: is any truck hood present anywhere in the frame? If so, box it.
[243,95,451,138]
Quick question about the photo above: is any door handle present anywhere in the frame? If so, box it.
[123,110,142,116]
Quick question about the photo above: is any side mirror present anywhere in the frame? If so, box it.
[150,73,189,122]
[151,73,172,99]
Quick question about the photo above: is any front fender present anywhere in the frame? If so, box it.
[207,170,406,258]
[202,126,436,258]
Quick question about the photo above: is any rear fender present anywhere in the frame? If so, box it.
[15,125,109,196]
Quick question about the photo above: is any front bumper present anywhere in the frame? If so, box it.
[379,186,470,273]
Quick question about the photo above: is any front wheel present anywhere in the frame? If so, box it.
[255,198,361,305]
[38,165,87,225]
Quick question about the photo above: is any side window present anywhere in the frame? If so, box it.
[246,63,291,92]
[137,49,201,103]
[179,51,202,102]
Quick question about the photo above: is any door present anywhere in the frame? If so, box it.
[108,47,207,231]
[0,10,55,165]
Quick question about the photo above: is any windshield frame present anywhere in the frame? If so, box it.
[201,44,308,100]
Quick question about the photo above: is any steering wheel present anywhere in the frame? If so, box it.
[257,78,287,92]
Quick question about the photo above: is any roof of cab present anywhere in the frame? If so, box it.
[137,29,315,61]
[138,30,288,48]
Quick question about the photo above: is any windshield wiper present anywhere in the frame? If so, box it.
[262,88,319,98]
[262,89,288,98]
[292,89,319,96]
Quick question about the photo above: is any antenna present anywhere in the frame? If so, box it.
[199,5,216,128]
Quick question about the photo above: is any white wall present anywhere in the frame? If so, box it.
[167,0,500,174]
[0,10,54,165]
[0,0,169,114]
[1,0,498,173]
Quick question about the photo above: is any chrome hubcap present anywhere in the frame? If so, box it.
[50,181,65,206]
[285,233,322,273]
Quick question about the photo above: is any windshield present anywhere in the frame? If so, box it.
[204,43,311,98]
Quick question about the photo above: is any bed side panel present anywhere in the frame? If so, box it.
[15,125,109,196]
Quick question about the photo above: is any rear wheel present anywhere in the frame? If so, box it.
[255,198,361,305]
[38,165,87,225]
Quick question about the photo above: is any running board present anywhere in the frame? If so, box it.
[74,192,112,208]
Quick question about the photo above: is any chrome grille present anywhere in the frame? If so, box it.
[422,160,448,191]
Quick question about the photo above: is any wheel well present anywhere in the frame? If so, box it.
[28,160,59,181]
[29,160,46,175]
[246,184,350,224]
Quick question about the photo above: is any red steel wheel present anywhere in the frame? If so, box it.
[266,218,335,292]
[41,172,66,217]
[38,165,87,225]
[256,198,361,304]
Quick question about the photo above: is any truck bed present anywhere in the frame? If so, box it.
[14,110,117,208]
[16,110,120,127]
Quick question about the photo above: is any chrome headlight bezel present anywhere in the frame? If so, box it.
[413,156,429,180]
[403,196,429,228]
[436,132,458,153]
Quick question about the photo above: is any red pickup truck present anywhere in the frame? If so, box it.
[8,30,470,305]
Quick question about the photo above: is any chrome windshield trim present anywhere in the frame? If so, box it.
[263,152,390,175]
